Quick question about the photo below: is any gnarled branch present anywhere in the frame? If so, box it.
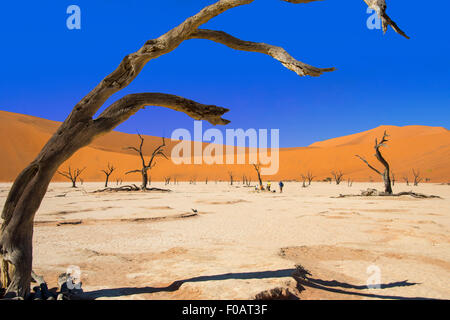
[189,29,334,77]
[93,93,230,135]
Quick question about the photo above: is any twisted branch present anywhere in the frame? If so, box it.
[189,29,334,77]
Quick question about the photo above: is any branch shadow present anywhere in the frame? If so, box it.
[78,268,432,300]
[296,276,433,300]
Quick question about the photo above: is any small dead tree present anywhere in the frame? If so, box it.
[331,170,344,185]
[347,178,353,187]
[164,177,171,185]
[391,171,396,186]
[301,171,315,186]
[101,163,115,188]
[0,0,408,299]
[355,131,393,194]
[403,176,409,186]
[412,169,422,186]
[57,166,86,188]
[252,163,263,189]
[205,177,208,184]
[301,175,307,188]
[228,171,234,185]
[125,135,167,190]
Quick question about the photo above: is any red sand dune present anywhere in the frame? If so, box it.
[0,110,449,183]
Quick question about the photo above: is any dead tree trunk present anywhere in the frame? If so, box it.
[356,131,393,194]
[228,172,234,185]
[412,169,422,186]
[101,163,115,188]
[0,0,407,298]
[57,166,86,188]
[252,163,263,190]
[403,176,409,186]
[125,135,167,190]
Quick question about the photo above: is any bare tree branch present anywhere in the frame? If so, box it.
[355,155,382,175]
[94,93,230,135]
[189,29,334,77]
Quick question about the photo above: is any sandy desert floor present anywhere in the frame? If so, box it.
[0,181,449,300]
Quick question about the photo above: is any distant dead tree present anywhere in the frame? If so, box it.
[116,178,122,186]
[0,0,409,299]
[301,175,307,188]
[301,171,315,186]
[331,170,344,185]
[125,134,167,190]
[164,177,171,185]
[101,163,116,188]
[57,166,86,188]
[412,169,422,186]
[403,176,410,186]
[355,131,393,194]
[252,163,263,189]
[391,171,396,186]
[228,171,234,185]
[347,178,353,187]
[205,177,208,184]
[189,176,197,185]
[242,174,251,187]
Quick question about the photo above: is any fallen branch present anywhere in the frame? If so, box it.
[332,189,442,199]
[92,184,171,193]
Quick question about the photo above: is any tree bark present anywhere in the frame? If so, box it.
[141,170,149,190]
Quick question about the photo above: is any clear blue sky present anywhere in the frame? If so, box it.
[0,1,449,147]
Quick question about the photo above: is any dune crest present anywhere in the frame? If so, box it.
[0,110,449,183]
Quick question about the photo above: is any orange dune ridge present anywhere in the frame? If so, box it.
[0,110,449,183]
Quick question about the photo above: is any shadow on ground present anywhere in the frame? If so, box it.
[78,268,433,300]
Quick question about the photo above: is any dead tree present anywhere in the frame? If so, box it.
[301,176,307,188]
[125,135,167,190]
[331,170,344,185]
[205,177,208,184]
[0,0,408,299]
[301,171,315,186]
[355,131,393,194]
[164,177,171,185]
[228,171,234,185]
[57,166,86,188]
[252,163,263,189]
[391,171,396,186]
[403,176,409,186]
[347,178,353,187]
[101,163,115,188]
[412,169,422,186]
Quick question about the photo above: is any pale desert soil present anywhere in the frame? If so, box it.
[0,182,449,300]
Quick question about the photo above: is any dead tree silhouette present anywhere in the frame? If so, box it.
[412,169,422,186]
[125,135,167,190]
[301,171,315,186]
[101,163,116,188]
[356,131,393,194]
[252,163,263,190]
[331,171,344,185]
[57,166,86,188]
